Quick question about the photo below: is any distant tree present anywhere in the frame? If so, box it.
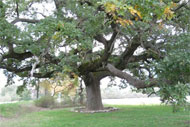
[1,86,15,97]
[39,73,78,97]
[0,85,20,101]
[0,0,189,110]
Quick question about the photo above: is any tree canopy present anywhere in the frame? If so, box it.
[0,0,190,110]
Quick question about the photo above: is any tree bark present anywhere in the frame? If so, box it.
[36,84,40,99]
[106,63,157,88]
[84,73,104,110]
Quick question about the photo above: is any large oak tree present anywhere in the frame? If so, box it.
[0,0,190,110]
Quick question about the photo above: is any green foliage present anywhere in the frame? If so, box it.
[34,96,55,108]
[16,84,27,95]
[156,34,190,84]
[154,34,190,110]
[158,82,190,111]
[19,88,32,101]
[59,92,86,107]
[100,0,175,26]
[60,95,75,107]
[0,19,19,40]
[130,33,190,111]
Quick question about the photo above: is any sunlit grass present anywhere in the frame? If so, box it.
[0,103,189,127]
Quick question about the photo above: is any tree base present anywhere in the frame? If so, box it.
[73,107,118,113]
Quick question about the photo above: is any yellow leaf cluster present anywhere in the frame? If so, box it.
[128,6,142,19]
[116,18,133,26]
[104,2,137,27]
[104,2,116,13]
[164,6,174,19]
[51,82,76,96]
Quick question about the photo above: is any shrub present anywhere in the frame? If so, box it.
[61,95,74,106]
[19,88,32,101]
[34,96,55,108]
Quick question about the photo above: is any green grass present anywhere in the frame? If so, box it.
[0,101,33,117]
[0,103,21,117]
[0,104,189,127]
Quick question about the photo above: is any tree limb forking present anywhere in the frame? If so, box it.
[116,41,140,69]
[106,63,157,89]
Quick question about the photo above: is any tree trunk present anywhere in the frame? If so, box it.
[84,73,104,111]
[36,84,40,99]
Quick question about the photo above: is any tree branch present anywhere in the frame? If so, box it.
[11,18,40,24]
[172,1,190,12]
[128,53,155,63]
[0,65,33,73]
[15,1,19,17]
[32,71,55,78]
[2,52,33,61]
[54,0,66,10]
[116,38,140,69]
[109,23,119,43]
[106,64,157,89]
[94,34,107,45]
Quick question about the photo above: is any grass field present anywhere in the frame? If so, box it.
[0,103,189,127]
[0,103,21,117]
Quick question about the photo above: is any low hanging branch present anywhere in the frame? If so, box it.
[11,18,40,24]
[106,63,158,89]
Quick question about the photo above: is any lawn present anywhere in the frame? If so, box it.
[0,103,21,117]
[0,103,189,127]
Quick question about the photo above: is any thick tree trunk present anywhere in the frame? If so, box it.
[84,73,104,110]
